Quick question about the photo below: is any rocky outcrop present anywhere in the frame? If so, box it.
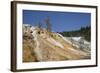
[23,24,91,62]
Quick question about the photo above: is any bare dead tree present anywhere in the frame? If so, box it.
[38,22,42,28]
[44,17,52,32]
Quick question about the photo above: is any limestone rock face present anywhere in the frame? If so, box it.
[23,24,91,62]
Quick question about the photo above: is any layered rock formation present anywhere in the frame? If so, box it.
[23,24,91,62]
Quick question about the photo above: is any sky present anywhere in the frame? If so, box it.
[23,10,91,32]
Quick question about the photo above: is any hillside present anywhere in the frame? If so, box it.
[23,24,91,62]
[59,26,91,42]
